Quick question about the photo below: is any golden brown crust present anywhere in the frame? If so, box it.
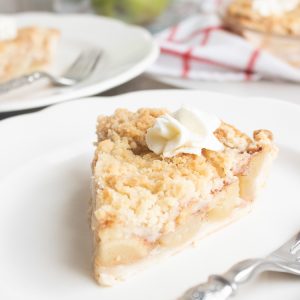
[0,26,60,82]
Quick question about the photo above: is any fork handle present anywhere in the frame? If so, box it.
[180,258,286,300]
[0,72,44,94]
[180,274,235,300]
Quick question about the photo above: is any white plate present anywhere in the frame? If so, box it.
[150,75,300,106]
[0,13,158,112]
[0,90,299,300]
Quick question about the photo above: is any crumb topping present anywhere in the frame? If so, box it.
[97,108,166,154]
[92,108,273,240]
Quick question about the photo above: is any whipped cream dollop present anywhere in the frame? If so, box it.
[145,107,223,157]
[0,16,17,41]
[252,0,300,16]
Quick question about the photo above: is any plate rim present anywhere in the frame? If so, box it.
[1,89,300,126]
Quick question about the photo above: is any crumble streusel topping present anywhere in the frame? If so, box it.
[92,108,273,240]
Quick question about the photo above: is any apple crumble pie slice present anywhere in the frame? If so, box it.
[0,26,60,82]
[91,107,277,286]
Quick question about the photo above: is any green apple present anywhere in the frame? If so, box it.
[92,0,116,16]
[122,0,170,24]
[92,0,170,24]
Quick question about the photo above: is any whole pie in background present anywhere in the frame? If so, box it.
[223,0,300,66]
[225,0,300,36]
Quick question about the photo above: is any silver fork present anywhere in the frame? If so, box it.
[181,231,300,300]
[0,48,102,94]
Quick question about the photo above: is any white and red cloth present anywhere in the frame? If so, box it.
[148,14,300,82]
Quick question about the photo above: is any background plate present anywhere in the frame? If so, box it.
[0,90,299,299]
[0,13,158,112]
[149,75,300,105]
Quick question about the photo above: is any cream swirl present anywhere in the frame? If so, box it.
[0,16,17,41]
[145,107,223,157]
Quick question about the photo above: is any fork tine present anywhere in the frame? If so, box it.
[65,48,102,81]
[84,50,102,74]
[65,50,92,77]
[66,52,85,73]
[73,51,95,77]
[268,231,300,261]
[78,50,100,78]
[64,49,100,80]
[290,232,300,254]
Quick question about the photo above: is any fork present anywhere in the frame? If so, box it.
[0,48,102,94]
[181,231,300,300]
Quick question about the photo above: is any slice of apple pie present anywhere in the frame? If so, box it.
[91,107,277,286]
[0,26,60,83]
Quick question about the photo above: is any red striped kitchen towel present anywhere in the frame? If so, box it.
[148,15,300,82]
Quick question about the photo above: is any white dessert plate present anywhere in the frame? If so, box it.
[0,13,158,112]
[0,90,299,300]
